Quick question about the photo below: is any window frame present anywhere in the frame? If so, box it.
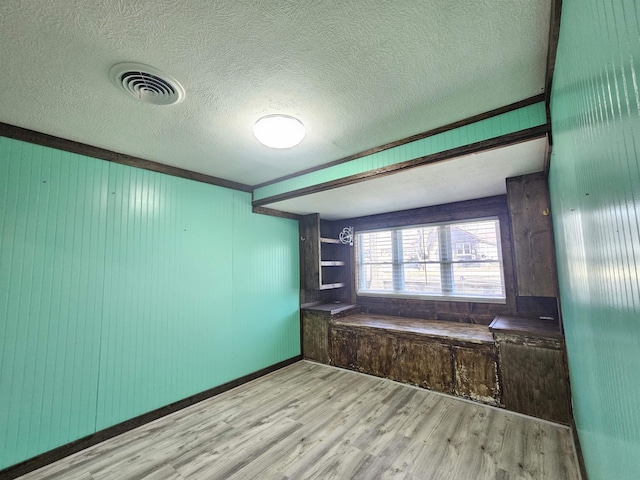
[355,216,506,304]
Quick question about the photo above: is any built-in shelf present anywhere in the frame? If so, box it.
[301,214,349,292]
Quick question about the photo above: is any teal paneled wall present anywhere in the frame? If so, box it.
[0,137,300,469]
[254,102,546,200]
[549,1,640,478]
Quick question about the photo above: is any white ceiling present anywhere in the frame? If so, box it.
[0,0,552,194]
[265,137,548,220]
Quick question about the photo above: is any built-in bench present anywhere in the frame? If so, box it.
[302,304,571,423]
[302,305,500,406]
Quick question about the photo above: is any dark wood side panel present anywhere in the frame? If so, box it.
[301,312,329,363]
[499,341,570,423]
[0,122,253,193]
[507,173,559,298]
[299,214,321,291]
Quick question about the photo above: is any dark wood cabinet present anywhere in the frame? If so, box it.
[490,315,571,423]
[328,314,500,406]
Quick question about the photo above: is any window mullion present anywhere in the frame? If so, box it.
[439,225,453,294]
[392,229,405,291]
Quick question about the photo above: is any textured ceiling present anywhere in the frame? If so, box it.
[0,0,552,186]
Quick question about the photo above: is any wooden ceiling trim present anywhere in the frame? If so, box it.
[0,122,253,193]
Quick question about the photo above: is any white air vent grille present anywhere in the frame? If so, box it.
[109,62,185,105]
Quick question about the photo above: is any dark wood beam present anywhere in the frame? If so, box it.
[253,124,551,207]
[0,122,253,193]
[252,206,303,221]
[545,0,563,140]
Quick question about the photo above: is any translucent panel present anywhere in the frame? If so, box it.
[358,231,393,263]
[401,226,440,262]
[448,219,500,262]
[402,263,442,294]
[359,263,393,291]
[452,262,504,297]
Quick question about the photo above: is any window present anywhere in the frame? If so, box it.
[356,217,505,302]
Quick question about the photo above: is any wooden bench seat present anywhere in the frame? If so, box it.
[332,313,494,346]
[325,312,499,405]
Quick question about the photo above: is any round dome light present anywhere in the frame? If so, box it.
[253,115,306,149]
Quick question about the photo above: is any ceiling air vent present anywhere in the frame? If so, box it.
[109,62,185,105]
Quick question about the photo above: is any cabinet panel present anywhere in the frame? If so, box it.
[394,339,453,394]
[329,328,357,369]
[302,312,329,363]
[499,342,570,423]
[356,334,397,377]
[453,346,499,405]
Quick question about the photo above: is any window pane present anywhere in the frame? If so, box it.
[359,231,393,263]
[452,262,503,297]
[359,263,393,291]
[401,226,440,262]
[448,219,500,261]
[402,262,442,294]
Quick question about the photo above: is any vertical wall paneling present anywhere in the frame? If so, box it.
[254,102,547,200]
[0,136,300,470]
[549,1,640,478]
[0,139,107,468]
[231,191,300,378]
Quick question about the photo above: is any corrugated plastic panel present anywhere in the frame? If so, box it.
[254,102,546,200]
[549,1,640,478]
[0,136,300,469]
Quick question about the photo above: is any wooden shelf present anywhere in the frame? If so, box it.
[320,261,346,267]
[319,282,345,290]
[320,237,341,244]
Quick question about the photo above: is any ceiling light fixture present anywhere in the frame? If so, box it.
[253,115,306,149]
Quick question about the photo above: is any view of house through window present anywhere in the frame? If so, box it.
[356,218,505,301]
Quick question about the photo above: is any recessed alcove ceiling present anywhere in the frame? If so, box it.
[0,0,552,216]
[264,137,548,220]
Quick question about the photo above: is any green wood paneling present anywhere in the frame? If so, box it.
[549,1,640,479]
[0,136,300,469]
[254,102,546,200]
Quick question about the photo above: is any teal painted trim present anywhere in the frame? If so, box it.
[549,1,640,479]
[0,136,300,469]
[254,102,546,200]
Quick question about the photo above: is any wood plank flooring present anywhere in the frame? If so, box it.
[16,361,581,480]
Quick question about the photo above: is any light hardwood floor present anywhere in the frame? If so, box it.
[17,361,581,480]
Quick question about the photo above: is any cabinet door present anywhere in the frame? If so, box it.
[499,342,570,423]
[329,328,357,369]
[395,339,453,394]
[356,334,397,378]
[453,346,499,405]
[302,312,329,363]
